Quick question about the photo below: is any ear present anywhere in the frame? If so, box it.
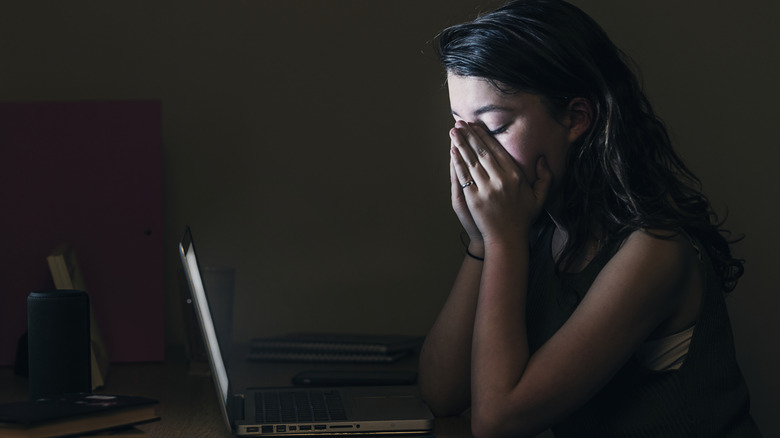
[565,97,592,143]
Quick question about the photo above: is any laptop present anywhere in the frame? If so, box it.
[178,227,435,436]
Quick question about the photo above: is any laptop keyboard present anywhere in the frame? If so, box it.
[255,390,347,423]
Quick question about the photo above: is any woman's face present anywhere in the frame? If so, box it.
[447,74,574,196]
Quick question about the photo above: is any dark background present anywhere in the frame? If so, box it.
[1,1,776,435]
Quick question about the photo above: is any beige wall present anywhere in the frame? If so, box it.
[2,1,777,434]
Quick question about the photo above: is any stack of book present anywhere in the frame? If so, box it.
[247,333,424,363]
[0,393,158,438]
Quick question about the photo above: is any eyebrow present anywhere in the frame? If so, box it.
[451,104,513,118]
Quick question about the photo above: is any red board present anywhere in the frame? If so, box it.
[0,101,164,365]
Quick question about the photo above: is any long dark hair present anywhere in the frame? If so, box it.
[437,0,743,291]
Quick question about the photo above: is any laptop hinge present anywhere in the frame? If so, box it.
[229,393,245,422]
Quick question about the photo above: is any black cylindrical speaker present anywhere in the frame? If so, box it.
[27,290,92,400]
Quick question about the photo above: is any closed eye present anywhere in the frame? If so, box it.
[489,125,509,136]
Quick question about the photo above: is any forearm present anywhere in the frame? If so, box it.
[470,240,531,434]
[418,253,483,416]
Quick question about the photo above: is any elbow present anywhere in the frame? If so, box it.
[419,385,469,417]
[471,409,510,438]
[427,401,468,418]
[471,416,533,438]
[470,404,542,438]
[417,367,470,417]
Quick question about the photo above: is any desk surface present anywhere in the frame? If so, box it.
[0,347,472,438]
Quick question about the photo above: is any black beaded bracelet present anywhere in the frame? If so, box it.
[460,232,485,261]
[466,247,485,261]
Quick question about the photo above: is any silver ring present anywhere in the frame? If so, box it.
[460,180,475,189]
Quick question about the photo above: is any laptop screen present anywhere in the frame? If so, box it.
[179,228,231,418]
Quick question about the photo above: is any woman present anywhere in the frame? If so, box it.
[417,1,761,437]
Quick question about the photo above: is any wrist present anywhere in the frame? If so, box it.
[466,244,485,261]
[460,233,485,261]
[483,236,529,258]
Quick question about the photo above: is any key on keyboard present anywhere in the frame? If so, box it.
[255,390,347,424]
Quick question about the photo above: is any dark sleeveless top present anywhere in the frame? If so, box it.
[526,224,761,437]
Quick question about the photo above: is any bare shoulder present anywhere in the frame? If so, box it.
[519,228,704,416]
[613,228,699,272]
[603,229,703,336]
[622,228,694,251]
[620,229,702,284]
